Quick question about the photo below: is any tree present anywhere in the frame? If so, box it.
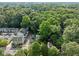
[64,19,79,28]
[40,43,48,56]
[4,8,22,28]
[29,16,42,34]
[50,35,64,48]
[50,34,58,45]
[61,42,79,56]
[50,25,61,34]
[21,15,30,28]
[55,37,64,48]
[29,12,44,34]
[0,15,7,27]
[28,42,41,56]
[47,17,60,26]
[39,21,51,39]
[63,24,79,43]
[48,46,60,56]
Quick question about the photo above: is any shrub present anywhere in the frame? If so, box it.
[40,43,48,56]
[48,46,59,56]
[15,49,26,56]
[0,49,4,56]
[24,49,28,56]
[0,39,8,47]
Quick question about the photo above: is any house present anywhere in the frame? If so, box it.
[0,28,19,33]
[12,31,25,45]
[0,28,29,48]
[0,28,19,39]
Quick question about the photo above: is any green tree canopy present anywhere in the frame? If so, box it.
[63,24,79,43]
[21,15,30,28]
[64,19,79,28]
[61,42,79,56]
[28,42,41,56]
[39,21,51,39]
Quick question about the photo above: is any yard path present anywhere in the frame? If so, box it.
[4,41,16,55]
[4,33,33,55]
[22,33,32,50]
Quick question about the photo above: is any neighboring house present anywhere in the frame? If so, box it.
[0,28,19,39]
[0,28,29,47]
[0,28,19,33]
[20,28,29,35]
[12,31,25,45]
[0,28,28,40]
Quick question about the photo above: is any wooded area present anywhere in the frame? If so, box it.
[0,2,79,56]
